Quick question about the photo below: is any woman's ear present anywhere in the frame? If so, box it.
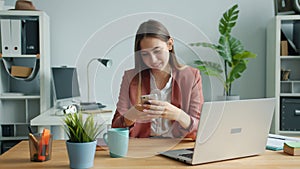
[167,38,174,50]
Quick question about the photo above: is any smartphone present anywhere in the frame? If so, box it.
[140,94,158,104]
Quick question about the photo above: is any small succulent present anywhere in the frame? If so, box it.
[63,112,103,143]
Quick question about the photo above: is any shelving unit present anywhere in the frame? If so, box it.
[266,15,300,135]
[0,10,51,154]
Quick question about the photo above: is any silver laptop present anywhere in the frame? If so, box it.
[160,98,275,165]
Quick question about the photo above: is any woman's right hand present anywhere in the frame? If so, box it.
[123,104,161,125]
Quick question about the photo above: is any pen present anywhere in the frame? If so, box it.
[29,133,39,150]
[28,126,33,134]
[28,126,39,151]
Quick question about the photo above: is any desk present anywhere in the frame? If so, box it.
[30,105,115,140]
[0,139,299,169]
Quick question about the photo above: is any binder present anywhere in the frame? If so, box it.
[22,19,39,54]
[1,19,11,55]
[1,19,39,56]
[10,19,22,55]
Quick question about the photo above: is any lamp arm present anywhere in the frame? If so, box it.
[87,58,99,102]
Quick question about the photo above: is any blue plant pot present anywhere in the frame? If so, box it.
[66,140,97,169]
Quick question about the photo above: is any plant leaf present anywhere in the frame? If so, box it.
[219,4,239,36]
[189,42,219,51]
[194,60,225,83]
[227,60,247,83]
[228,36,243,56]
[63,112,104,143]
[233,51,257,60]
[218,35,232,62]
[190,4,256,96]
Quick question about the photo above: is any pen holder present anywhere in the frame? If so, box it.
[29,133,53,162]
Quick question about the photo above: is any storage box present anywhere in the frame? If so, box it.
[11,65,32,78]
[1,140,21,154]
[1,125,14,137]
[280,97,300,131]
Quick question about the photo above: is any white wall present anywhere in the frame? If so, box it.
[6,0,274,105]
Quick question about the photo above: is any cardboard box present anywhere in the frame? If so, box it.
[281,40,288,56]
[11,65,32,78]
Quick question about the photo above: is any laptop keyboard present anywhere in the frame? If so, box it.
[179,153,193,159]
[179,148,194,159]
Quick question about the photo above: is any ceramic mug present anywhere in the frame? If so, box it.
[103,128,129,158]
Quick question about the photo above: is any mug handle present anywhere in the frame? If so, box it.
[103,133,108,145]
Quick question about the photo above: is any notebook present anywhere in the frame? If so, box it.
[160,98,275,165]
[266,133,300,151]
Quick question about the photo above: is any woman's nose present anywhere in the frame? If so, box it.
[149,53,158,62]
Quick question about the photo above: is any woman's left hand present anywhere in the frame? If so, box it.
[142,100,181,121]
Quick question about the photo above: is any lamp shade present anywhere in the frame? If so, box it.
[97,59,112,68]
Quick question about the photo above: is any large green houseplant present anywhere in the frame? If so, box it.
[190,4,256,97]
[64,112,103,169]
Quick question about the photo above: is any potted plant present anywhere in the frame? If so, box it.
[190,4,256,99]
[64,112,103,169]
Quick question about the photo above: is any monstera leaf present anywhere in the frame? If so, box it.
[219,4,239,36]
[194,60,223,76]
[228,51,257,82]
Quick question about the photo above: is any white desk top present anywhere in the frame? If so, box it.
[31,104,115,126]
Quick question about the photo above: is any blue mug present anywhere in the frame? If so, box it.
[103,128,129,158]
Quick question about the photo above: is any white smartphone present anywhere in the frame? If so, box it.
[140,94,158,104]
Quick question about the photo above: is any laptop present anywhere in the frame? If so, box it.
[160,98,275,165]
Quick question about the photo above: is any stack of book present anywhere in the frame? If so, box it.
[284,142,300,156]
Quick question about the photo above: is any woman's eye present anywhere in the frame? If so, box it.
[153,49,162,54]
[141,53,149,57]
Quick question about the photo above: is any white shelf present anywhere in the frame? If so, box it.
[0,95,40,99]
[267,15,300,135]
[0,122,28,125]
[0,10,46,17]
[277,15,300,20]
[0,136,27,141]
[280,56,300,59]
[1,55,39,58]
[281,80,300,83]
[280,93,300,97]
[0,11,51,154]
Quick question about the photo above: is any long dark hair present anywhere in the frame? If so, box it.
[133,20,184,103]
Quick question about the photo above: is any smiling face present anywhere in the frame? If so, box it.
[139,37,173,72]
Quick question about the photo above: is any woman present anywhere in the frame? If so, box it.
[111,19,203,140]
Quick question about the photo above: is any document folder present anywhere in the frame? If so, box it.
[11,19,22,55]
[1,19,11,55]
[22,19,39,54]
